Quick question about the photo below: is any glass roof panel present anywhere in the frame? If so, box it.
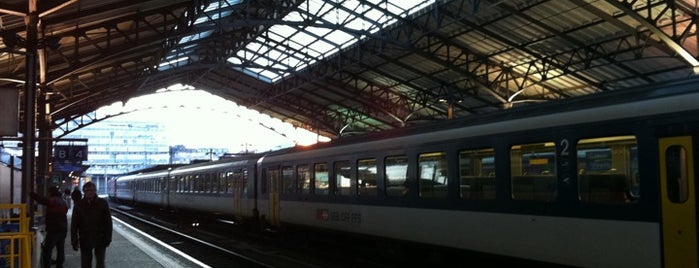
[161,0,434,76]
[230,0,436,82]
[324,30,354,47]
[161,0,241,71]
[309,39,336,55]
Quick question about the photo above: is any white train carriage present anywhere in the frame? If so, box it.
[166,156,258,220]
[256,78,699,267]
[115,78,699,267]
[111,169,170,206]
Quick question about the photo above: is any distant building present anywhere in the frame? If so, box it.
[60,119,228,178]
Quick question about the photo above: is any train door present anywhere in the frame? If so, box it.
[659,136,698,267]
[161,176,168,209]
[232,169,243,221]
[266,167,281,227]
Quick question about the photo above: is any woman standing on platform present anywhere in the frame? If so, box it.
[71,182,113,268]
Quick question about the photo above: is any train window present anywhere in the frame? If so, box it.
[577,136,638,204]
[244,169,250,195]
[192,175,199,192]
[225,171,234,194]
[212,173,220,193]
[510,142,557,201]
[334,161,352,196]
[357,158,378,196]
[314,163,329,195]
[459,148,496,200]
[200,174,207,193]
[385,155,408,197]
[176,176,181,192]
[418,152,448,198]
[204,173,211,193]
[665,145,688,203]
[228,171,236,196]
[233,169,247,196]
[184,175,191,193]
[297,165,311,194]
[282,166,295,194]
[214,173,221,193]
[210,173,217,193]
[209,173,217,193]
[197,174,205,193]
[212,173,218,193]
[190,175,196,192]
[216,172,222,193]
[214,173,220,193]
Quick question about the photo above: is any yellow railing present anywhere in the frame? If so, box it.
[0,204,33,268]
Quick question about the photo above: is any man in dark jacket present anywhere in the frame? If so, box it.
[71,182,113,268]
[30,186,68,268]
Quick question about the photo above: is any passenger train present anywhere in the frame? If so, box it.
[108,78,699,267]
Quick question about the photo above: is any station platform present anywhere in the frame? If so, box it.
[36,205,208,268]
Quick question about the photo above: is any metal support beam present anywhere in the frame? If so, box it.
[607,0,699,73]
[22,0,38,214]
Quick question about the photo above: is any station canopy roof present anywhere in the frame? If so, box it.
[1,0,698,139]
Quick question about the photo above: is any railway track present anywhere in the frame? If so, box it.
[109,204,393,268]
[109,203,567,268]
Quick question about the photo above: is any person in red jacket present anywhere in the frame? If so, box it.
[30,186,68,268]
[70,182,113,268]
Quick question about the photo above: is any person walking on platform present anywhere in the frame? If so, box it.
[30,186,69,268]
[71,182,113,268]
[64,188,72,208]
[71,186,82,207]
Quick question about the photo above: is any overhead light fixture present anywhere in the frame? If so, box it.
[0,30,61,51]
[42,36,61,50]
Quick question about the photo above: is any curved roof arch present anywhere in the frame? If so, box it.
[0,0,697,140]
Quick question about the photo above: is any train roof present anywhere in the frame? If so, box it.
[114,77,699,172]
[263,77,699,160]
[167,153,264,175]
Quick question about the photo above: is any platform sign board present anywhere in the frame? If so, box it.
[54,163,85,172]
[0,88,19,136]
[53,145,88,162]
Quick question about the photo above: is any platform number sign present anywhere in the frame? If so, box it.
[53,145,88,162]
[559,139,572,186]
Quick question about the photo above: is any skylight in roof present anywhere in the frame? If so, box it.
[229,0,436,82]
[159,0,241,71]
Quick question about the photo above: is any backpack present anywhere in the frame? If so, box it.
[47,197,68,214]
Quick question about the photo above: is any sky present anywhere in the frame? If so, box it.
[96,84,329,152]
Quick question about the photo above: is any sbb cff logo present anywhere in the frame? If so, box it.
[53,145,88,162]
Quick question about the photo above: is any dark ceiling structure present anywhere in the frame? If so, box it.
[1,0,698,140]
